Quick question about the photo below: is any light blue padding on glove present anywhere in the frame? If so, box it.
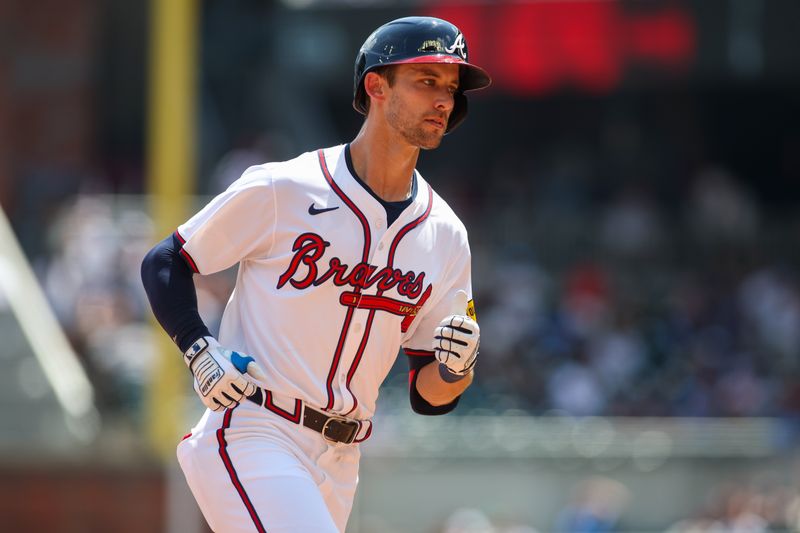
[230,351,255,374]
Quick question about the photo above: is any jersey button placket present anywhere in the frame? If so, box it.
[371,234,391,262]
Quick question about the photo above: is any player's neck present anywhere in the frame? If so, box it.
[349,124,419,202]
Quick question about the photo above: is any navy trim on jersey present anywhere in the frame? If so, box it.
[344,144,417,227]
[216,408,267,533]
[342,184,435,416]
[317,149,372,412]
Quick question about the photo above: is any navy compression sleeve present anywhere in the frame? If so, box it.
[140,233,211,353]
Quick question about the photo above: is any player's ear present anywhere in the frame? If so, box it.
[363,71,387,105]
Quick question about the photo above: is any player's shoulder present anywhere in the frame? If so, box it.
[225,147,340,194]
[231,150,315,185]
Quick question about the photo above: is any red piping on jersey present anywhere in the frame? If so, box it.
[216,408,267,533]
[317,149,371,411]
[343,184,435,416]
[317,149,371,260]
[264,389,302,424]
[174,230,200,273]
[385,184,434,267]
[354,421,373,443]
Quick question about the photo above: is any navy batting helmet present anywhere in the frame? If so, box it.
[353,16,491,133]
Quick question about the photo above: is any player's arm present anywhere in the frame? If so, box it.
[405,350,462,414]
[415,362,474,406]
[404,290,480,413]
[140,233,264,411]
[140,232,211,352]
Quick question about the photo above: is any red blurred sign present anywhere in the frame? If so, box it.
[427,1,695,95]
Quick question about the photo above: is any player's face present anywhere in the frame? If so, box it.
[384,64,460,150]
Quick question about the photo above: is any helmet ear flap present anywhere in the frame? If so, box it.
[446,92,468,134]
[353,52,369,115]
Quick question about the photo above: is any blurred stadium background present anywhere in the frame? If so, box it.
[1,0,799,531]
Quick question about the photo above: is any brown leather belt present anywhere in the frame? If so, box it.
[246,388,363,445]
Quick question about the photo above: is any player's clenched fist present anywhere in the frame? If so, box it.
[183,336,267,411]
[433,290,480,382]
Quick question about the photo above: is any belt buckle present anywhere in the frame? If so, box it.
[321,415,359,445]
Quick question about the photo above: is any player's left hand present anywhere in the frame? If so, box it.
[183,336,267,411]
[433,290,480,380]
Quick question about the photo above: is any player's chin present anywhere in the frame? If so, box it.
[419,138,444,150]
[415,129,445,150]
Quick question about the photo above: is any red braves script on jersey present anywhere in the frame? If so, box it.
[176,144,473,420]
[277,232,433,330]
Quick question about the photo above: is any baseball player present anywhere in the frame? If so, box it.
[141,16,490,533]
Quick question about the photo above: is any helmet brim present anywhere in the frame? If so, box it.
[387,54,492,92]
[353,55,491,117]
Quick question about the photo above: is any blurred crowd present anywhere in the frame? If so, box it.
[466,162,800,419]
[26,149,800,423]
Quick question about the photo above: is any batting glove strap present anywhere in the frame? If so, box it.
[438,363,470,383]
[183,336,211,368]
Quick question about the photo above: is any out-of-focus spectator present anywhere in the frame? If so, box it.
[554,476,630,533]
[547,350,607,416]
[686,166,760,245]
[441,507,496,533]
[598,186,664,257]
[439,507,541,533]
[738,267,800,368]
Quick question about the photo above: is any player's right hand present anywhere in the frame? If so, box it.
[183,336,267,411]
[433,290,480,379]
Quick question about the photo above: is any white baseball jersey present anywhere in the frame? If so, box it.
[177,144,473,420]
[175,144,473,532]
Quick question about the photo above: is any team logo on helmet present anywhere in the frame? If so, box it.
[419,39,445,53]
[445,33,467,59]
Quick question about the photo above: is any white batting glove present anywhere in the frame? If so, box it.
[433,290,480,381]
[183,337,267,411]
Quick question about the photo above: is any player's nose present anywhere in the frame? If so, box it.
[433,91,455,114]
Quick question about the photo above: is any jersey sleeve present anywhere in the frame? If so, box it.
[177,166,277,275]
[402,236,474,354]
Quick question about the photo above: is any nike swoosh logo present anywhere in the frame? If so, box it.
[308,203,340,215]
